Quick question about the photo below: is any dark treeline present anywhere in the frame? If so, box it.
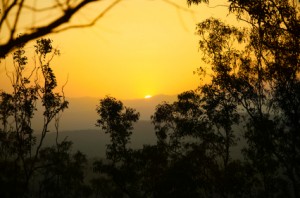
[0,0,299,197]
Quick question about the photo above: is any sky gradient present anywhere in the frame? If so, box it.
[1,0,236,100]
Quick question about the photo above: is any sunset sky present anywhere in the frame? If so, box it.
[1,0,237,100]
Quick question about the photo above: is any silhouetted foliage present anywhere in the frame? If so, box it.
[194,0,300,197]
[96,96,140,163]
[38,141,91,198]
[187,0,209,5]
[91,92,247,197]
[91,0,299,197]
[151,91,249,198]
[93,96,140,197]
[1,0,299,197]
[0,39,90,197]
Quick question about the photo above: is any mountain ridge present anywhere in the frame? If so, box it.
[32,94,177,131]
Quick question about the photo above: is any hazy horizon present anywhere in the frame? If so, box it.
[32,94,177,132]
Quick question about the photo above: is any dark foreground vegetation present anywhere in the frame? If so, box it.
[0,0,299,197]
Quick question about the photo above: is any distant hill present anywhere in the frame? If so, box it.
[32,95,176,132]
[34,94,245,160]
[39,119,245,160]
[40,120,157,158]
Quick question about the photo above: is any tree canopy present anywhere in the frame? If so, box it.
[0,0,299,197]
[92,0,300,197]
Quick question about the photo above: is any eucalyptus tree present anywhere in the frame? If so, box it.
[95,96,140,164]
[191,0,300,197]
[0,38,69,197]
[151,90,247,197]
[94,96,140,197]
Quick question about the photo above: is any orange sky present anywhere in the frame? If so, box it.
[1,0,237,100]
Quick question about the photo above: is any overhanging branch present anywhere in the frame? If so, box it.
[53,0,122,33]
[0,0,100,58]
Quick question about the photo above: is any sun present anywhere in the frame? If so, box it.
[144,95,152,99]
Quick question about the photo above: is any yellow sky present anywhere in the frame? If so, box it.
[1,0,236,100]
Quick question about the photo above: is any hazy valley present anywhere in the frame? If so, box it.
[32,94,177,131]
[35,95,176,158]
[40,120,156,158]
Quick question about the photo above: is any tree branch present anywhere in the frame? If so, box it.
[0,0,98,58]
[10,0,25,42]
[0,0,18,31]
[53,0,122,33]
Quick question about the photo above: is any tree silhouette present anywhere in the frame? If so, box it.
[93,96,140,197]
[151,91,250,197]
[38,141,91,198]
[95,96,139,163]
[0,0,198,58]
[0,0,122,58]
[92,92,248,197]
[187,0,209,5]
[193,0,300,197]
[0,0,298,197]
[91,1,298,197]
[0,39,86,197]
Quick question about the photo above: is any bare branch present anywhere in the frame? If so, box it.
[21,4,59,12]
[10,0,25,41]
[0,0,98,58]
[0,0,196,58]
[53,0,122,33]
[163,0,195,13]
[161,0,198,32]
[55,0,67,12]
[206,4,228,9]
[61,74,69,100]
[0,0,18,31]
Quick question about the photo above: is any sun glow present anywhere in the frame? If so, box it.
[0,1,230,100]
